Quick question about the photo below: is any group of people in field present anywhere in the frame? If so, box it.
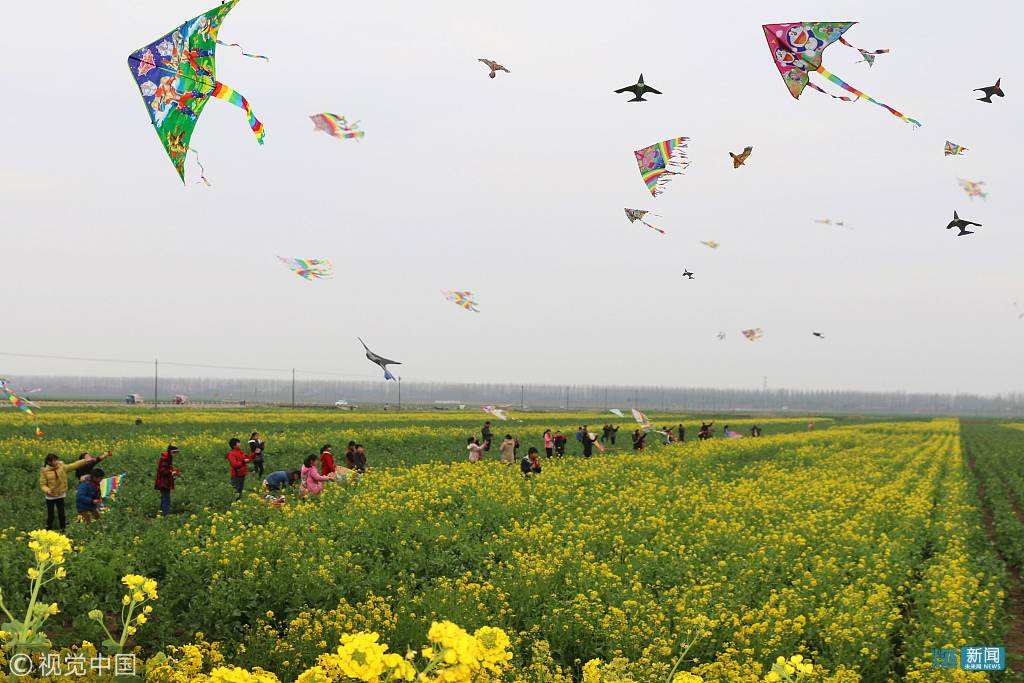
[465,419,767,476]
[38,429,372,528]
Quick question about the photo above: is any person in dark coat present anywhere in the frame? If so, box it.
[677,424,685,442]
[154,445,181,516]
[581,430,596,458]
[520,448,542,477]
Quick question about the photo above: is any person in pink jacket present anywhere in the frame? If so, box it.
[543,429,554,458]
[300,454,334,496]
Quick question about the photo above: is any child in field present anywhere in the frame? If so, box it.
[520,448,542,477]
[632,429,646,451]
[226,438,253,500]
[553,430,567,457]
[353,444,367,472]
[263,470,300,493]
[39,452,102,531]
[345,441,357,469]
[248,432,266,479]
[467,437,485,462]
[499,435,516,464]
[300,454,334,496]
[320,445,336,477]
[543,429,554,458]
[155,445,181,516]
[608,425,619,445]
[75,467,104,523]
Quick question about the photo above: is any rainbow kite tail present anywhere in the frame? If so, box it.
[813,65,921,127]
[211,81,266,144]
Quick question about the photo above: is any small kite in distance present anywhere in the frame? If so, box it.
[741,328,764,342]
[358,337,401,380]
[635,137,689,197]
[609,408,624,417]
[614,74,662,102]
[716,332,727,340]
[701,240,720,249]
[443,290,480,313]
[946,211,980,237]
[310,113,365,140]
[278,256,334,280]
[682,270,695,280]
[730,146,753,168]
[854,46,889,67]
[975,78,1004,103]
[944,141,968,156]
[482,405,509,421]
[958,179,987,199]
[815,218,852,229]
[812,332,825,339]
[478,59,510,79]
[624,209,665,235]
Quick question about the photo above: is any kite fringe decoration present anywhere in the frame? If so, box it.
[634,137,689,197]
[190,148,212,187]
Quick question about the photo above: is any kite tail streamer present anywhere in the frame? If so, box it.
[216,40,270,61]
[805,81,858,102]
[838,37,890,58]
[813,64,921,127]
[211,81,266,143]
[190,148,212,187]
[642,221,666,235]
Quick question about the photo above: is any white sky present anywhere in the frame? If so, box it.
[1,0,1021,394]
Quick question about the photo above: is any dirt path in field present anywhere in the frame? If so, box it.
[964,440,1024,663]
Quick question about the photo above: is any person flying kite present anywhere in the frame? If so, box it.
[762,22,920,127]
[624,209,665,234]
[443,290,480,312]
[310,114,365,141]
[634,137,689,197]
[277,256,334,280]
[128,0,265,182]
[358,338,401,380]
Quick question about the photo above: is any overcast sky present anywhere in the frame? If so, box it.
[1,0,1021,394]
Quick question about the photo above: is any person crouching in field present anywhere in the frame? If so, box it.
[499,435,516,465]
[76,468,104,523]
[263,469,300,505]
[226,438,253,500]
[300,454,334,496]
[39,452,104,531]
[521,447,541,477]
[155,445,181,516]
[466,436,485,462]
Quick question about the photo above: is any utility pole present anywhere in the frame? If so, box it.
[564,386,568,410]
[520,384,525,410]
[397,377,402,410]
[153,358,158,408]
[604,387,608,410]
[291,368,296,407]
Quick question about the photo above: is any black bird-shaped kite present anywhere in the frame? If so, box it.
[357,337,401,380]
[730,146,753,168]
[975,78,1004,103]
[478,59,510,79]
[682,270,695,280]
[614,74,662,102]
[946,211,981,236]
[812,332,825,339]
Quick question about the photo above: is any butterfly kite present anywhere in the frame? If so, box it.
[310,113,365,141]
[634,137,689,197]
[762,23,920,127]
[701,240,719,249]
[944,141,968,156]
[632,408,651,431]
[958,179,988,199]
[128,0,265,182]
[443,290,480,312]
[609,409,624,417]
[741,328,764,341]
[277,256,334,280]
[482,405,509,421]
[624,209,665,235]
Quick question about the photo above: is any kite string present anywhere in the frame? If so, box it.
[810,63,921,127]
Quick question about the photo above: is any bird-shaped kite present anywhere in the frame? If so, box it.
[128,0,265,181]
[958,179,988,200]
[277,256,334,280]
[310,114,365,141]
[946,212,981,237]
[762,22,920,126]
[478,59,510,79]
[812,332,825,339]
[443,290,480,313]
[730,146,753,168]
[944,141,968,156]
[614,74,662,102]
[701,240,720,249]
[358,338,401,380]
[741,328,764,341]
[624,209,665,234]
[975,79,1004,103]
[682,270,695,280]
[634,138,689,197]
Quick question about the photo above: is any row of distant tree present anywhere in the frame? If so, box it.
[7,375,1024,416]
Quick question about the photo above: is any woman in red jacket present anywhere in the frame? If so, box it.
[154,445,181,516]
[226,438,252,500]
[319,444,335,477]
